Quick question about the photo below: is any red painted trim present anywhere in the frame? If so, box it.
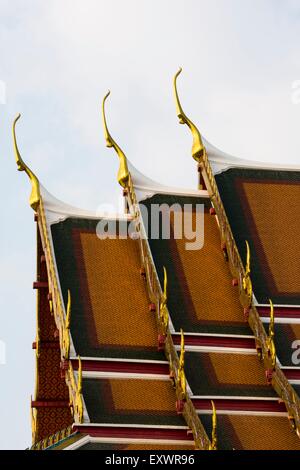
[72,425,193,441]
[31,400,69,408]
[192,398,286,413]
[257,306,300,319]
[71,359,169,375]
[32,340,60,350]
[172,334,256,350]
[283,368,300,380]
[33,281,48,289]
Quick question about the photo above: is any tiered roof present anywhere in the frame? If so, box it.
[14,69,300,450]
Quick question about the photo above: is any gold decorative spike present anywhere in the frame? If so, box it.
[77,355,82,394]
[67,359,83,423]
[179,328,185,370]
[160,266,169,333]
[267,299,276,369]
[163,265,167,299]
[66,290,71,329]
[12,114,41,210]
[209,400,217,450]
[102,91,129,188]
[245,240,251,277]
[178,328,187,398]
[173,68,205,162]
[31,402,37,444]
[63,290,71,359]
[36,326,41,359]
[269,298,274,340]
[76,355,84,422]
[242,240,253,304]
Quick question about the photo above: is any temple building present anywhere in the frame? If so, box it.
[13,69,300,450]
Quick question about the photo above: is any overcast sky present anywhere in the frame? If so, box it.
[1,0,300,449]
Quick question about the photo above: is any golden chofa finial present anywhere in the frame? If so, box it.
[209,400,217,450]
[12,114,40,210]
[173,68,205,162]
[102,91,129,188]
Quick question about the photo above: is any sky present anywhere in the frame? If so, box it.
[0,0,300,449]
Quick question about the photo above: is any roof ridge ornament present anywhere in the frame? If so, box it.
[12,113,41,210]
[267,299,276,370]
[209,400,217,450]
[102,91,130,188]
[63,289,71,359]
[160,266,169,334]
[173,68,205,162]
[178,328,187,399]
[241,240,253,308]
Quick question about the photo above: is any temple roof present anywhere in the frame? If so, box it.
[216,167,300,306]
[13,69,300,450]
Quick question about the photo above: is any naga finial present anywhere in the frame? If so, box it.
[179,328,185,370]
[102,91,129,188]
[63,290,71,359]
[267,299,276,369]
[269,298,274,339]
[163,266,167,302]
[12,114,41,210]
[245,240,251,277]
[66,290,71,329]
[160,267,169,333]
[209,400,217,450]
[242,240,253,305]
[178,328,186,399]
[173,68,205,162]
[77,356,82,394]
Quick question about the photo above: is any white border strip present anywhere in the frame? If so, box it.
[197,410,287,417]
[174,345,256,355]
[64,436,195,451]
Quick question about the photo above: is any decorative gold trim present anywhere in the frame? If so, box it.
[63,290,71,359]
[173,68,205,162]
[66,290,71,329]
[126,175,211,449]
[241,240,253,307]
[31,399,37,444]
[29,425,74,450]
[77,356,82,394]
[35,223,41,360]
[266,299,276,369]
[209,400,217,450]
[189,113,300,436]
[66,358,84,423]
[37,198,73,360]
[178,328,187,400]
[12,114,40,210]
[35,197,86,424]
[159,267,169,334]
[102,91,129,188]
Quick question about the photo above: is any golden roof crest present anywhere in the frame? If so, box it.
[173,68,205,162]
[102,91,129,188]
[12,114,40,210]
